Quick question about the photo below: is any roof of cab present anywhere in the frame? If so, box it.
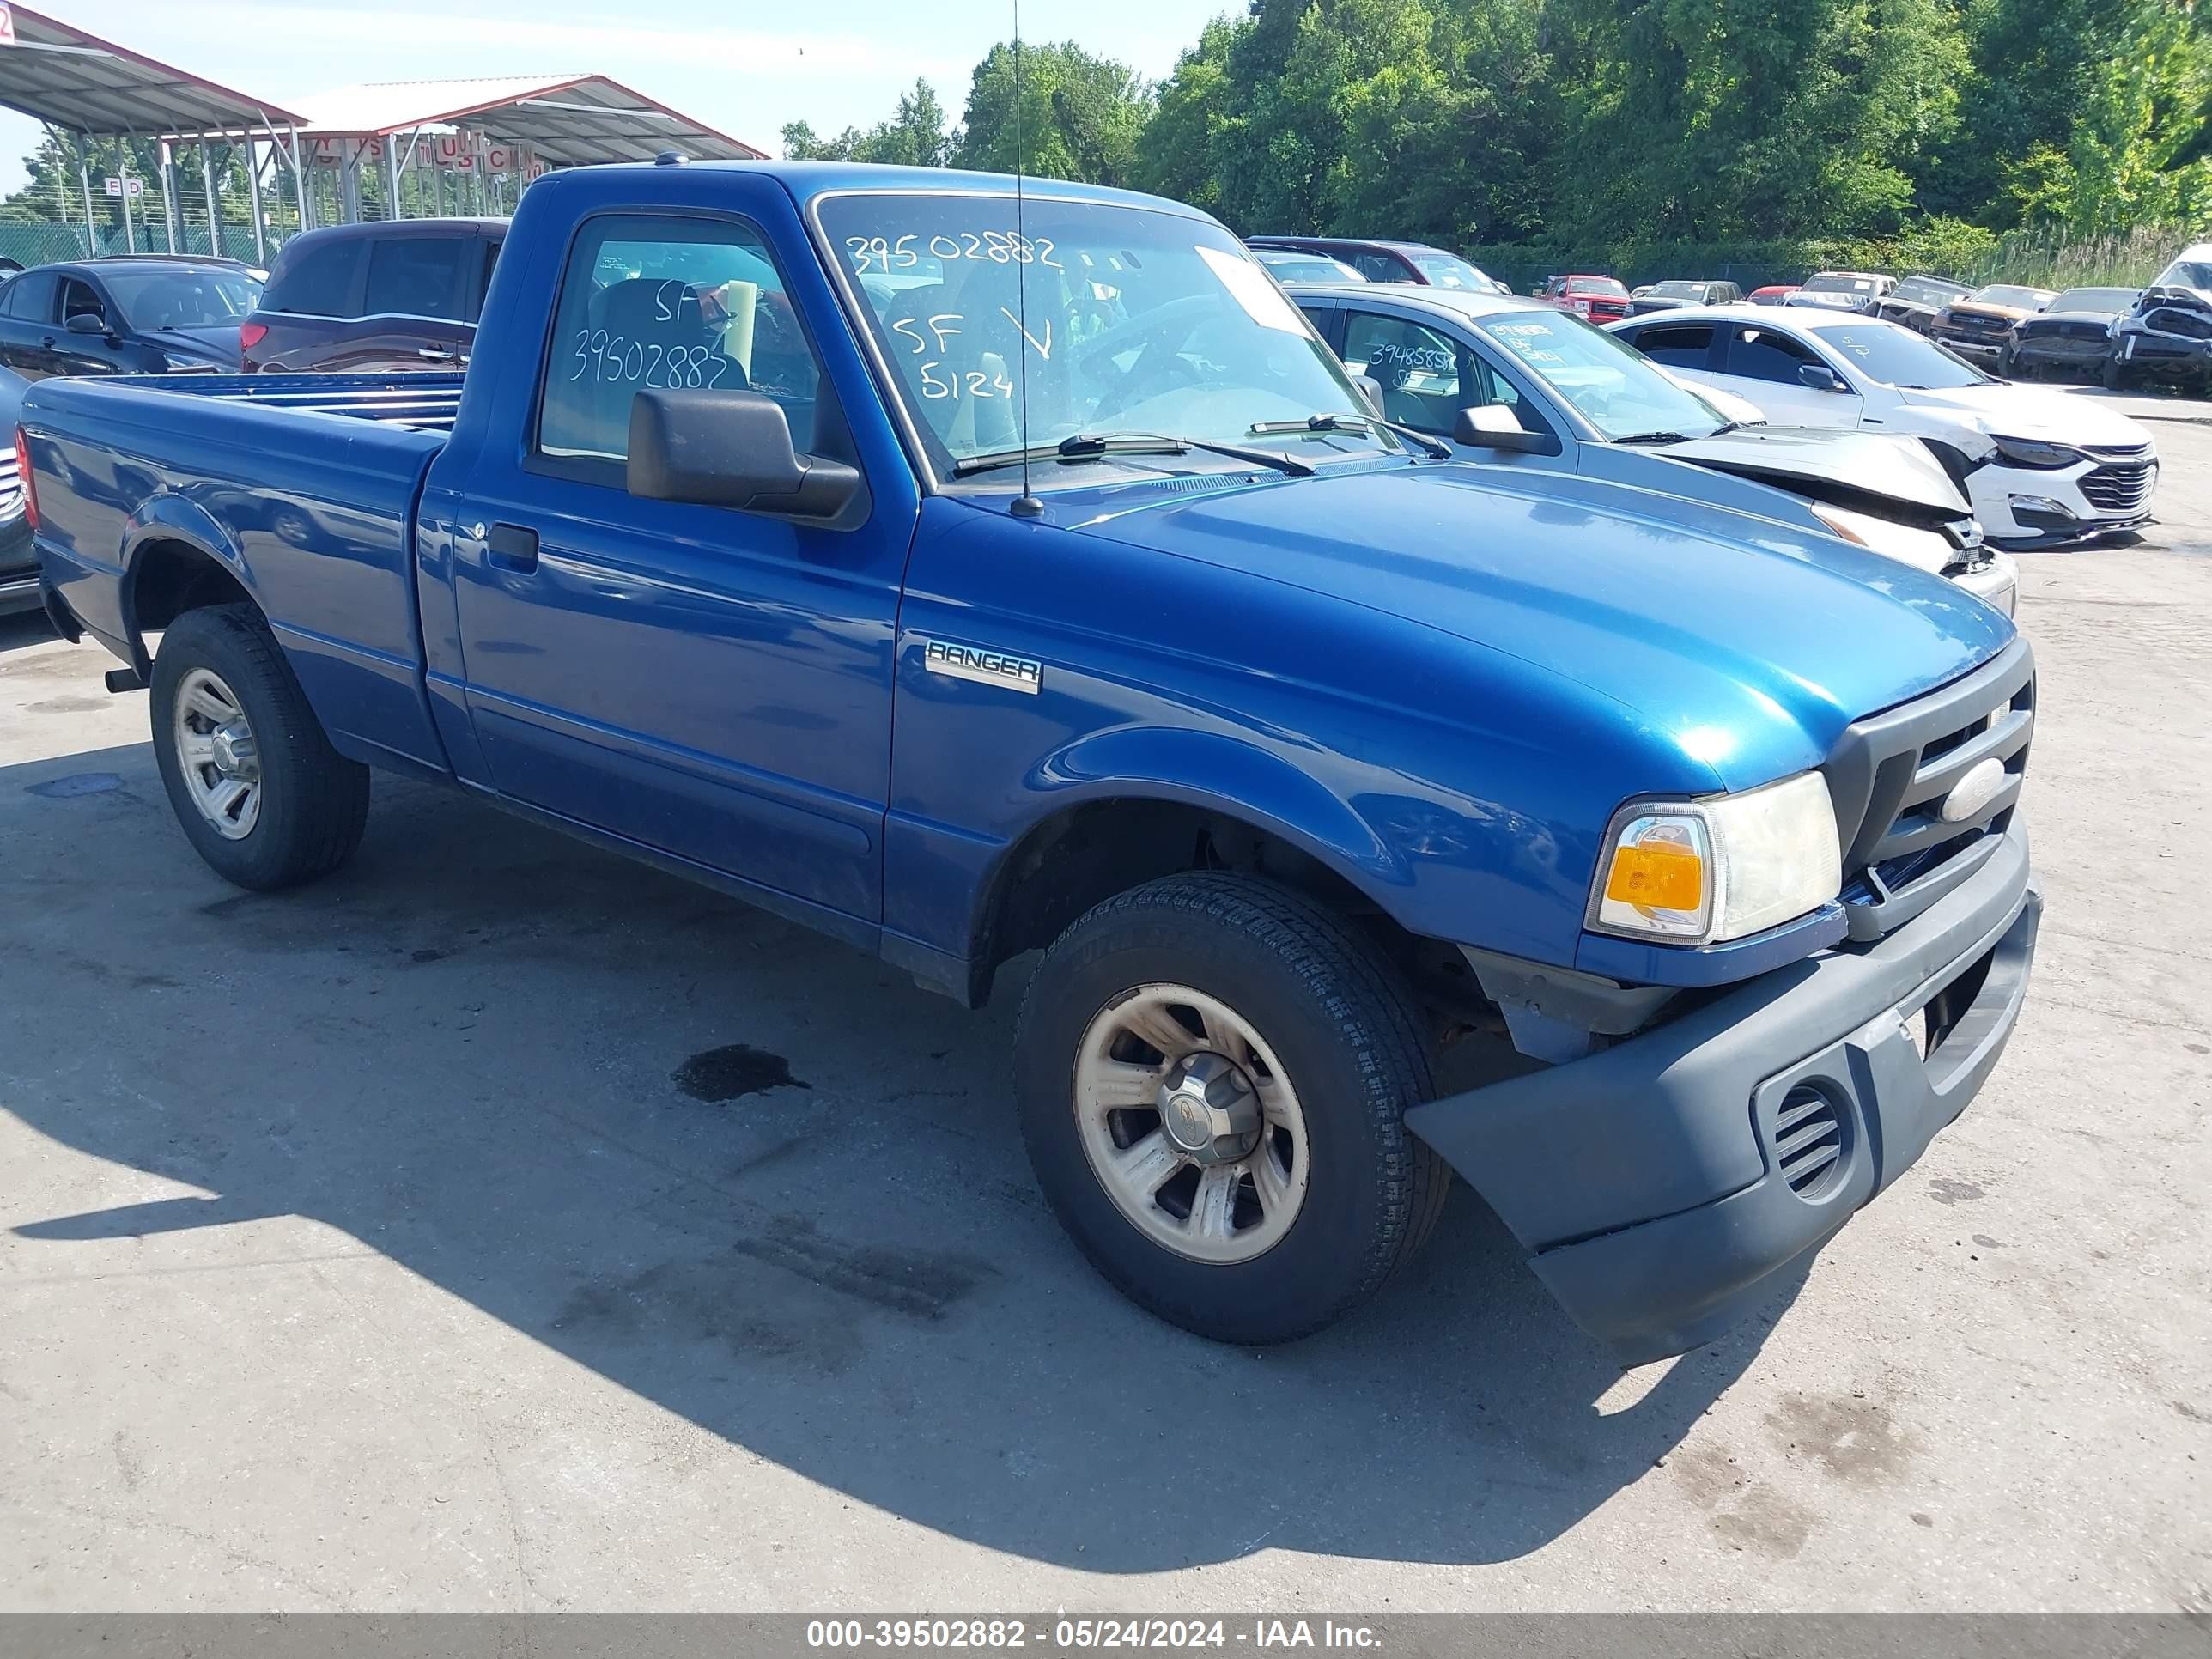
[551,158,1212,219]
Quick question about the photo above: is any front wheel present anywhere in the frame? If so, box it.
[1996,345,2017,379]
[2102,356,2128,392]
[150,604,370,890]
[1014,874,1449,1344]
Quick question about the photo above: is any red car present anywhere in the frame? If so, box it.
[1748,284,1798,307]
[1540,273,1632,322]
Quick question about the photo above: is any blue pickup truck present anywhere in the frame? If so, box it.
[21,161,2041,1364]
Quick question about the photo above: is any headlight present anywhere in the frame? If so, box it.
[1590,772,1841,945]
[1807,501,1959,571]
[1990,434,2082,469]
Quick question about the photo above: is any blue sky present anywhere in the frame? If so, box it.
[0,0,1231,195]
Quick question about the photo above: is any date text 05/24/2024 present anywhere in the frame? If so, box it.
[806,1620,1384,1651]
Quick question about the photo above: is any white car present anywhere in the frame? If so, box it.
[1607,305,2159,547]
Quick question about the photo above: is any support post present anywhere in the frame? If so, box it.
[118,138,137,254]
[246,134,267,263]
[201,137,222,258]
[75,131,94,255]
[160,139,180,252]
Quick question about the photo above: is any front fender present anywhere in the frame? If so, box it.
[1030,724,1409,892]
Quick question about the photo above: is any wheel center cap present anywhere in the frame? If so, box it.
[210,721,258,781]
[1157,1050,1261,1164]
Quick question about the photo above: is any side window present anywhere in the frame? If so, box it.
[1629,322,1715,369]
[1354,253,1401,283]
[538,212,824,467]
[1725,325,1823,385]
[1341,312,1468,435]
[266,238,366,317]
[362,235,469,320]
[476,239,504,315]
[3,270,57,321]
[60,279,106,326]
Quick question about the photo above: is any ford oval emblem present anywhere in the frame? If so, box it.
[1938,757,2008,823]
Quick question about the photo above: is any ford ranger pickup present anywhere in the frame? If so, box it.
[22,161,2042,1364]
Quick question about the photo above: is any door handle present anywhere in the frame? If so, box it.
[485,522,539,573]
[417,346,456,362]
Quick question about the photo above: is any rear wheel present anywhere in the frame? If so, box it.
[1014,873,1449,1344]
[150,604,369,890]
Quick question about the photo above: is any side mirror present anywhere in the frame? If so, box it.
[1797,362,1850,393]
[65,313,108,337]
[1453,403,1547,453]
[1351,373,1385,416]
[627,387,860,521]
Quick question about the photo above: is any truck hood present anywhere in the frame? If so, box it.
[1063,462,2013,788]
[1655,427,1971,518]
[1901,382,2154,447]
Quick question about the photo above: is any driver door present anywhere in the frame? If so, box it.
[430,204,911,926]
[1708,323,1864,428]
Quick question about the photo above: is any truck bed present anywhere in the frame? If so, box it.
[25,371,458,778]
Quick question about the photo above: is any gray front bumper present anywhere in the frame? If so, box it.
[1406,823,2039,1365]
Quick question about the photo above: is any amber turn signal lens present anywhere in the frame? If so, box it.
[1603,838,1705,913]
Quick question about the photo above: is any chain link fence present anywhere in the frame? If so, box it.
[0,220,291,268]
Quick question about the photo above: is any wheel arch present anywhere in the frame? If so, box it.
[966,727,1434,1001]
[118,503,257,678]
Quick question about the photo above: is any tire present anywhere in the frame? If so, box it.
[1014,872,1449,1344]
[2102,356,2127,392]
[1996,345,2016,379]
[150,603,369,890]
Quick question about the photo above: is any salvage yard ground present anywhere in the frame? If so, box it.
[1,413,2207,1613]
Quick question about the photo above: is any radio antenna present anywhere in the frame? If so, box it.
[1008,0,1044,520]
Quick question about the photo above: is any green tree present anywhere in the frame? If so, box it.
[2006,0,2212,230]
[955,41,1152,185]
[783,81,954,167]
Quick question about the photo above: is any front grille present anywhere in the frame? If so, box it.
[2081,460,2155,512]
[1772,1085,1847,1198]
[1824,639,2035,941]
[1944,313,2010,336]
[0,446,21,522]
[2023,320,2107,344]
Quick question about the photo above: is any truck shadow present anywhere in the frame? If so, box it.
[2,739,1802,1573]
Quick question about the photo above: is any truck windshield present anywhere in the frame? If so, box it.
[817,191,1393,482]
[1480,309,1730,442]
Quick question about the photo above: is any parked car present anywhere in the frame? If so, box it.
[1249,247,1367,285]
[1626,279,1744,315]
[1999,288,2141,381]
[0,256,262,380]
[1747,285,1797,307]
[1786,271,1898,316]
[242,218,507,374]
[1877,275,1970,335]
[1290,281,2013,611]
[1539,273,1632,323]
[2107,248,2212,392]
[1243,236,1501,292]
[1608,306,2157,547]
[0,367,33,614]
[1929,283,2056,363]
[23,160,2043,1366]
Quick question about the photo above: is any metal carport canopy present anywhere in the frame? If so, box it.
[294,76,766,165]
[0,3,305,134]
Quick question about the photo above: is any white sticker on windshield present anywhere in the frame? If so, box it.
[1197,244,1307,335]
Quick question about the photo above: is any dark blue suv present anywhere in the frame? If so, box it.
[242,219,506,374]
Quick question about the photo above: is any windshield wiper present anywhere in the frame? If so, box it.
[1613,429,1699,446]
[1249,410,1451,459]
[952,430,1315,479]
